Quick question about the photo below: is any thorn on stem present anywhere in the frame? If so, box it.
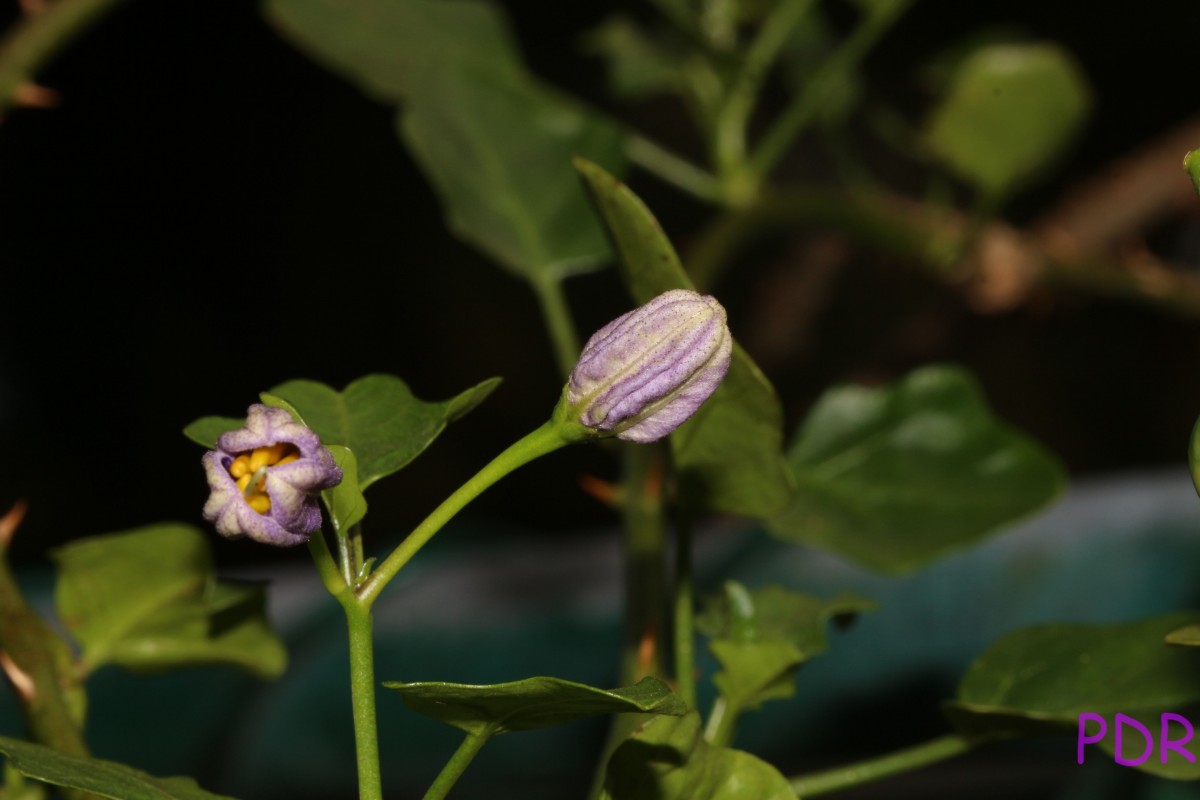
[578,474,622,507]
[14,83,59,109]
[0,500,28,547]
[0,652,36,703]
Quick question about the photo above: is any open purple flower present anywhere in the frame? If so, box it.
[566,289,732,443]
[202,405,342,546]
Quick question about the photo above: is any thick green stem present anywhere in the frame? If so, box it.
[423,728,494,800]
[586,444,668,800]
[789,734,972,797]
[672,503,696,709]
[358,416,585,608]
[342,598,383,800]
[532,276,580,380]
[0,0,132,115]
[619,444,668,684]
[747,0,913,184]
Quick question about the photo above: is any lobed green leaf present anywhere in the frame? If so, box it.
[600,712,796,800]
[698,583,872,714]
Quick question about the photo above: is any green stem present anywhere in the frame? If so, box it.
[747,0,913,184]
[626,133,724,205]
[619,444,668,684]
[672,501,696,709]
[711,0,815,198]
[789,734,973,797]
[586,444,669,800]
[342,598,383,800]
[532,276,580,380]
[0,0,132,115]
[357,416,585,608]
[423,728,495,800]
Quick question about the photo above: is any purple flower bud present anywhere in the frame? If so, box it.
[202,405,343,546]
[566,289,732,443]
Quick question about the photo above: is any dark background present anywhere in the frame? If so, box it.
[4,0,1200,566]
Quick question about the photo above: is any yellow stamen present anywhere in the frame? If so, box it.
[247,447,272,472]
[262,442,289,464]
[229,455,252,479]
[226,443,301,517]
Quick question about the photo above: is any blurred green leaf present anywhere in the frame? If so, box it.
[268,375,500,490]
[698,583,874,653]
[1166,625,1200,647]
[265,0,524,103]
[384,676,686,737]
[52,524,285,679]
[575,158,794,517]
[584,16,688,99]
[946,613,1200,746]
[1185,149,1200,200]
[767,365,1065,573]
[400,69,625,280]
[0,736,236,800]
[923,42,1091,197]
[321,445,366,536]
[600,712,796,800]
[2,760,46,800]
[1089,711,1200,779]
[697,582,872,713]
[267,0,628,281]
[181,417,242,449]
[1188,412,1200,499]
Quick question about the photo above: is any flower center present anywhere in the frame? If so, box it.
[227,443,300,514]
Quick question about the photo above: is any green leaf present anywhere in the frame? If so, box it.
[267,375,500,490]
[600,712,796,800]
[266,0,628,281]
[1185,149,1200,200]
[766,365,1065,573]
[400,68,625,280]
[583,16,688,99]
[321,445,367,535]
[946,613,1200,744]
[923,42,1091,197]
[383,676,686,737]
[1188,412,1200,499]
[265,0,525,104]
[1167,625,1200,647]
[575,158,794,517]
[697,583,873,713]
[0,736,236,800]
[181,417,243,449]
[697,583,874,655]
[52,524,286,679]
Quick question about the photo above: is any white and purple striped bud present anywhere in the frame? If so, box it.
[564,289,732,443]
